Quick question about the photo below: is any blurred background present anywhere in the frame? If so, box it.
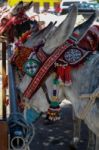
[0,0,99,15]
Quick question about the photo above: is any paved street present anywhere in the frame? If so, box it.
[30,103,89,150]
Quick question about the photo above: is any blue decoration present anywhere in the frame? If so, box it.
[26,108,41,123]
[24,59,40,77]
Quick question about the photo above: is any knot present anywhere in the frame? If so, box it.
[79,88,99,119]
[24,102,31,109]
[90,92,99,101]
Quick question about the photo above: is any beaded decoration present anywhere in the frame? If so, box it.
[23,59,40,77]
[46,73,61,121]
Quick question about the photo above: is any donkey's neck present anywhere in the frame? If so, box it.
[63,53,99,117]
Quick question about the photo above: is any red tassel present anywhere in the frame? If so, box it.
[56,66,61,78]
[65,65,72,85]
[60,66,64,82]
[56,66,65,82]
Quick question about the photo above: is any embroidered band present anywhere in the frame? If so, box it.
[24,32,79,99]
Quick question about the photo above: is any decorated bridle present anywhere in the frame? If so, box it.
[10,13,96,122]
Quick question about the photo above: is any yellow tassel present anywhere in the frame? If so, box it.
[51,96,58,101]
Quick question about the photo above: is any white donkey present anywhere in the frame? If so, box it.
[13,5,81,149]
[25,26,99,150]
[12,5,98,150]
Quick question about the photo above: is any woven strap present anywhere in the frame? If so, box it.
[23,36,78,99]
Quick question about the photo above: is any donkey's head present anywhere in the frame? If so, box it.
[20,5,78,123]
[19,6,97,124]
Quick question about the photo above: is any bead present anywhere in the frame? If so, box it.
[53,90,57,96]
[50,101,60,107]
[51,96,58,101]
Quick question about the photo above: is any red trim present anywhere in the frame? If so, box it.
[73,32,79,37]
[67,39,74,44]
[37,49,47,62]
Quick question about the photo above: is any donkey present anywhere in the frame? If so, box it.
[11,5,79,149]
[14,5,78,112]
[10,5,98,149]
[21,26,99,150]
[19,18,99,150]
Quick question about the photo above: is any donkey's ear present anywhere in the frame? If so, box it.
[23,2,33,11]
[11,1,23,15]
[43,5,78,54]
[24,22,55,48]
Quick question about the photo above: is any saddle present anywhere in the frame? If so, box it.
[78,25,99,51]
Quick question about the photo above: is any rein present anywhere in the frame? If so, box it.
[79,86,99,119]
[42,83,51,104]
